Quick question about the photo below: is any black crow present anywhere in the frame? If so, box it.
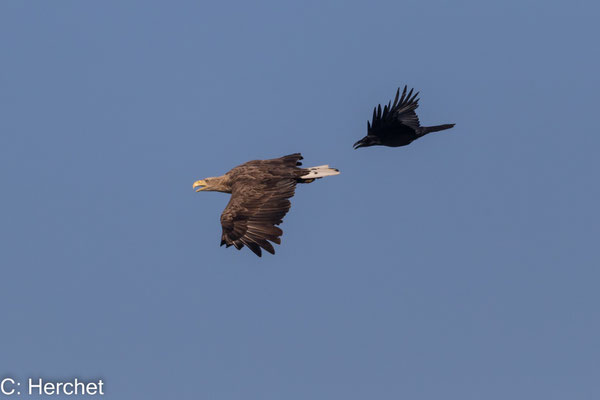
[353,86,454,149]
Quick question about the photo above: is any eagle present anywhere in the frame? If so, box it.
[353,85,455,149]
[192,153,340,257]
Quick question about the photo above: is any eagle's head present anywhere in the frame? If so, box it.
[192,175,231,193]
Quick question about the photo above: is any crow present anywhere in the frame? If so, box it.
[353,86,455,149]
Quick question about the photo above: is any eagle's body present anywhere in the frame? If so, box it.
[193,153,339,257]
[353,86,455,149]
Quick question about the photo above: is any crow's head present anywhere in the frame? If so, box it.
[353,135,380,149]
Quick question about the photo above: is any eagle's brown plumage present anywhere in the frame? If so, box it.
[193,153,339,257]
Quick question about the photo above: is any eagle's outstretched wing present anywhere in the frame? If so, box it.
[219,154,305,257]
[220,179,296,257]
[369,85,422,135]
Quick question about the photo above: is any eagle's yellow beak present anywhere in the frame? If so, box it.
[193,180,208,192]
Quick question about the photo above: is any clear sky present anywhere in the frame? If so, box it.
[1,1,599,399]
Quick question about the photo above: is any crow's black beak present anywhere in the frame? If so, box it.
[353,138,366,149]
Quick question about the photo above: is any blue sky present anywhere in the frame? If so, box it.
[1,1,599,399]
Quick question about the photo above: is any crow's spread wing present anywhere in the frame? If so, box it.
[368,86,421,136]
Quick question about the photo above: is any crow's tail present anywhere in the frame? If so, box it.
[418,123,455,137]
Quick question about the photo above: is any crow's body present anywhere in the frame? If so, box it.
[353,86,454,149]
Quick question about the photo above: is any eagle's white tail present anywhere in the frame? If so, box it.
[301,165,340,180]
